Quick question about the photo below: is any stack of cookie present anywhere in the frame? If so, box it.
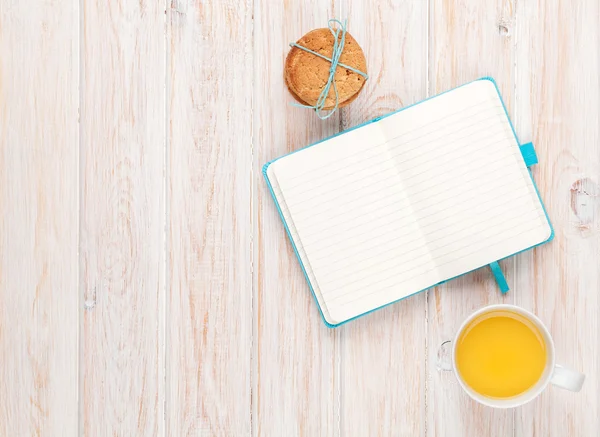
[284,27,367,112]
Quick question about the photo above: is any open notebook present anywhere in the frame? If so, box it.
[264,78,553,326]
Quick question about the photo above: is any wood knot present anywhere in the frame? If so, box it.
[84,287,97,310]
[498,19,511,37]
[570,178,600,233]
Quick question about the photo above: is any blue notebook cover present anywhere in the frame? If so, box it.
[263,77,554,327]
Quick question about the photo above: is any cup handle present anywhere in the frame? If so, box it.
[551,364,585,392]
[437,340,453,371]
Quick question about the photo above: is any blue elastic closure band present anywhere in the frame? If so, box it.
[489,261,509,293]
[520,142,538,167]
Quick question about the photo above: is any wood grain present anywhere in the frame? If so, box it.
[1,0,600,435]
[513,0,600,435]
[338,1,428,436]
[427,1,516,436]
[167,1,253,435]
[0,1,79,436]
[252,1,340,435]
[80,1,165,435]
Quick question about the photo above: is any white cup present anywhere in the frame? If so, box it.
[437,304,585,408]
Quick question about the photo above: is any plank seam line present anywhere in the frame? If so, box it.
[77,0,84,434]
[250,0,257,434]
[163,0,170,435]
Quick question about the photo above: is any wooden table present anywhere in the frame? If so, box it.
[1,0,598,435]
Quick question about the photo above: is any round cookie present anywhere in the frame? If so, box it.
[285,28,367,110]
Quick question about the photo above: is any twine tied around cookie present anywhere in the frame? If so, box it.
[289,19,369,120]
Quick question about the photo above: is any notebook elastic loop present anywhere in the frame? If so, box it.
[489,261,509,294]
[519,142,538,167]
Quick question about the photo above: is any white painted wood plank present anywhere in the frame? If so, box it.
[427,1,516,436]
[338,1,428,436]
[80,1,165,435]
[0,1,79,435]
[252,1,340,435]
[167,1,253,435]
[514,0,600,435]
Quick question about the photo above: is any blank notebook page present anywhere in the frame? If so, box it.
[270,80,551,324]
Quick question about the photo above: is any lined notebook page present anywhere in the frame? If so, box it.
[270,80,551,324]
[271,125,442,324]
[378,80,550,280]
[265,165,333,323]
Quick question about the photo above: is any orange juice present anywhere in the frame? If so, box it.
[456,310,547,398]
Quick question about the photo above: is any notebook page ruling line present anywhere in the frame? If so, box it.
[378,79,551,280]
[315,196,540,294]
[370,83,502,146]
[280,128,514,210]
[266,165,335,324]
[273,134,442,322]
[279,103,506,193]
[332,225,544,315]
[306,188,535,284]
[272,121,389,178]
[331,216,545,319]
[295,180,533,274]
[378,80,543,206]
[279,105,513,215]
[285,143,528,257]
[377,80,550,219]
[277,152,438,292]
[432,220,549,279]
[376,84,507,144]
[318,201,540,302]
[399,82,548,228]
[327,268,437,323]
[278,98,503,187]
[287,145,522,225]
